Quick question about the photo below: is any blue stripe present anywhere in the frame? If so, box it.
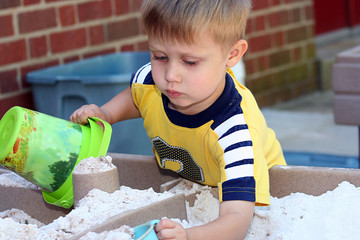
[224,141,252,152]
[222,177,255,202]
[225,158,254,169]
[130,73,136,86]
[218,124,249,140]
[131,63,151,84]
[143,72,154,84]
[210,73,243,130]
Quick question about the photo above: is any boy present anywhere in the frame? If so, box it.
[70,0,286,239]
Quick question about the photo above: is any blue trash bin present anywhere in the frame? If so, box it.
[26,51,153,155]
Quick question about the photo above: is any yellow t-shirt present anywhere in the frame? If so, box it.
[131,63,286,205]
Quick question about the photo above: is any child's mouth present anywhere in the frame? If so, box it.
[166,90,182,98]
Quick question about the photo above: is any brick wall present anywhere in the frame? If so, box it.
[0,0,146,117]
[245,0,316,106]
[0,0,316,117]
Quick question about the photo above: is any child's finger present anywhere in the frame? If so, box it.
[155,219,175,232]
[155,219,186,240]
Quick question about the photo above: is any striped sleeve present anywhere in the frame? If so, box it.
[214,113,256,202]
[130,63,152,85]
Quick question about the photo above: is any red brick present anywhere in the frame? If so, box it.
[254,16,266,32]
[309,24,316,37]
[50,28,87,53]
[0,0,20,9]
[258,55,270,71]
[136,41,150,51]
[306,42,316,59]
[286,26,308,44]
[83,48,116,59]
[21,60,59,87]
[252,0,269,10]
[18,8,57,33]
[247,16,266,34]
[284,0,305,3]
[59,5,76,27]
[246,74,273,94]
[121,45,135,51]
[269,49,291,68]
[89,25,105,45]
[29,36,48,58]
[130,0,142,12]
[289,8,301,23]
[245,18,254,34]
[0,69,19,94]
[243,58,256,75]
[114,0,130,15]
[271,31,285,47]
[292,46,303,62]
[23,0,41,6]
[305,5,314,20]
[106,18,140,42]
[0,92,34,118]
[268,10,290,28]
[64,55,80,64]
[248,35,272,53]
[0,40,27,66]
[270,0,281,6]
[0,15,14,38]
[78,0,112,22]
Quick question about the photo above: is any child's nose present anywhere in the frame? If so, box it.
[165,62,181,83]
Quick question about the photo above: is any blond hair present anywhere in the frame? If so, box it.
[141,0,252,50]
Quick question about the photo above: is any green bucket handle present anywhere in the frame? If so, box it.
[42,117,112,209]
[89,117,112,156]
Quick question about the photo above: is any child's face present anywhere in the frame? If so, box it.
[148,32,232,115]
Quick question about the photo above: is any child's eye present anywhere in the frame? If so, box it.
[153,56,168,62]
[183,60,197,66]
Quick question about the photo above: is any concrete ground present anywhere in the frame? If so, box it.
[262,90,359,168]
[260,29,360,168]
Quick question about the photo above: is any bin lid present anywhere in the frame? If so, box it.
[26,52,151,85]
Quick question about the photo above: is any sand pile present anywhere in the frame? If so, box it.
[1,156,360,239]
[72,156,115,174]
[246,181,360,239]
[0,176,174,239]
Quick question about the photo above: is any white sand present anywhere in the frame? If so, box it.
[79,225,134,240]
[1,156,360,239]
[0,171,39,190]
[0,186,174,239]
[73,156,115,174]
[0,209,44,227]
[246,181,360,239]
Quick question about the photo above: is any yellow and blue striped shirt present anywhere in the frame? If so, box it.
[131,63,286,205]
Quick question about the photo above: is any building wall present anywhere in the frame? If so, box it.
[245,0,316,106]
[0,0,316,117]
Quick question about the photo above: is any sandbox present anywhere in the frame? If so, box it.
[1,153,360,239]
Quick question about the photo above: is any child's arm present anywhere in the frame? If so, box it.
[70,86,140,125]
[155,200,254,240]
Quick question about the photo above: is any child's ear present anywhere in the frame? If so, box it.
[226,39,248,68]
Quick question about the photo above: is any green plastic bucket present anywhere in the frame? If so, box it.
[0,106,112,208]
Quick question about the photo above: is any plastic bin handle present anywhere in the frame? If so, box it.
[90,117,112,156]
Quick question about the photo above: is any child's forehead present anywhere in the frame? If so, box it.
[147,28,201,45]
[148,29,218,46]
[148,31,230,54]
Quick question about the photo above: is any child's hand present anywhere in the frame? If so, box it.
[70,104,106,125]
[155,219,188,240]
